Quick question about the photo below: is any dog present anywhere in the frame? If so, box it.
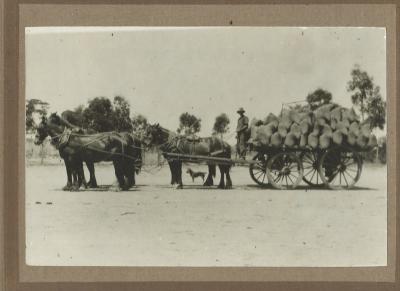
[186,168,207,182]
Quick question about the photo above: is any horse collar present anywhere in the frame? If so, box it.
[57,128,72,149]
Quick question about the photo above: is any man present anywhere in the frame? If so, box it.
[236,107,249,159]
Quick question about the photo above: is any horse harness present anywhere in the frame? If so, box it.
[53,128,142,162]
[160,135,226,161]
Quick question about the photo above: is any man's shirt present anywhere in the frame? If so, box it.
[236,115,249,133]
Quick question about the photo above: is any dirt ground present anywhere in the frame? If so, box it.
[25,162,387,267]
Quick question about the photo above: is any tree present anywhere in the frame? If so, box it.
[61,105,85,127]
[347,64,386,129]
[25,99,49,132]
[347,64,374,121]
[365,86,386,130]
[306,88,332,110]
[177,112,201,135]
[131,114,148,132]
[213,113,230,138]
[112,96,132,131]
[83,97,114,132]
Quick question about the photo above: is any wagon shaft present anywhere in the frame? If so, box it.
[164,152,258,166]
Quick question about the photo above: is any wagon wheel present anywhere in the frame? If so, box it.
[266,152,303,190]
[317,146,362,189]
[300,151,324,187]
[249,153,268,186]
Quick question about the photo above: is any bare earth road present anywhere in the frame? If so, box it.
[26,163,387,267]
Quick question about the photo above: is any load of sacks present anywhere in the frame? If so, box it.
[248,104,378,150]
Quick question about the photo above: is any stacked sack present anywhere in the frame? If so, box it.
[248,104,378,150]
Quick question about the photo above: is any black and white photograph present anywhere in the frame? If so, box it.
[25,26,387,267]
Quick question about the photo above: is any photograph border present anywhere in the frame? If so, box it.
[2,1,400,291]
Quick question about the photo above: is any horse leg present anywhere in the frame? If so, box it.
[78,161,87,189]
[77,161,88,189]
[62,158,73,191]
[126,170,135,189]
[217,165,225,189]
[203,164,215,186]
[123,161,136,190]
[71,163,80,192]
[113,161,125,190]
[65,155,79,191]
[128,161,136,187]
[168,162,176,185]
[86,161,98,188]
[176,161,183,189]
[225,166,232,189]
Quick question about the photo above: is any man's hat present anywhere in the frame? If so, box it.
[237,107,245,113]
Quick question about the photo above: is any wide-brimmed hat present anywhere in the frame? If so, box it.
[237,107,245,113]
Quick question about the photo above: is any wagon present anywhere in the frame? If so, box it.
[248,144,363,190]
[163,144,364,190]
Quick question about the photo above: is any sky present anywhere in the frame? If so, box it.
[25,27,386,140]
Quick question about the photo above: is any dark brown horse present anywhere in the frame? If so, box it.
[35,113,142,191]
[143,124,232,189]
[60,111,98,188]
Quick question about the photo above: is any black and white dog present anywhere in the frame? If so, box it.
[186,168,207,182]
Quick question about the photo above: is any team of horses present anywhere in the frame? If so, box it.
[34,113,233,191]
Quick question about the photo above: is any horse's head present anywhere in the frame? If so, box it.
[143,123,165,147]
[47,112,63,126]
[34,113,65,146]
[34,116,49,145]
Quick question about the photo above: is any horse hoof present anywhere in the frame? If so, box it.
[176,184,183,189]
[62,185,72,191]
[218,185,225,189]
[225,185,232,190]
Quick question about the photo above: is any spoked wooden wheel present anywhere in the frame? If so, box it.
[318,147,362,189]
[300,151,324,187]
[249,153,268,186]
[266,152,303,190]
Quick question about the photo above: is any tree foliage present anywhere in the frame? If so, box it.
[306,88,332,110]
[347,64,386,130]
[26,99,49,132]
[177,112,201,135]
[112,96,133,131]
[82,97,115,132]
[213,113,230,137]
[131,114,148,139]
[82,96,134,132]
[61,105,85,127]
[347,64,375,121]
[365,86,386,130]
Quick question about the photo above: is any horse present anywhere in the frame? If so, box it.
[143,123,232,189]
[59,111,98,188]
[34,115,90,190]
[34,113,142,191]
